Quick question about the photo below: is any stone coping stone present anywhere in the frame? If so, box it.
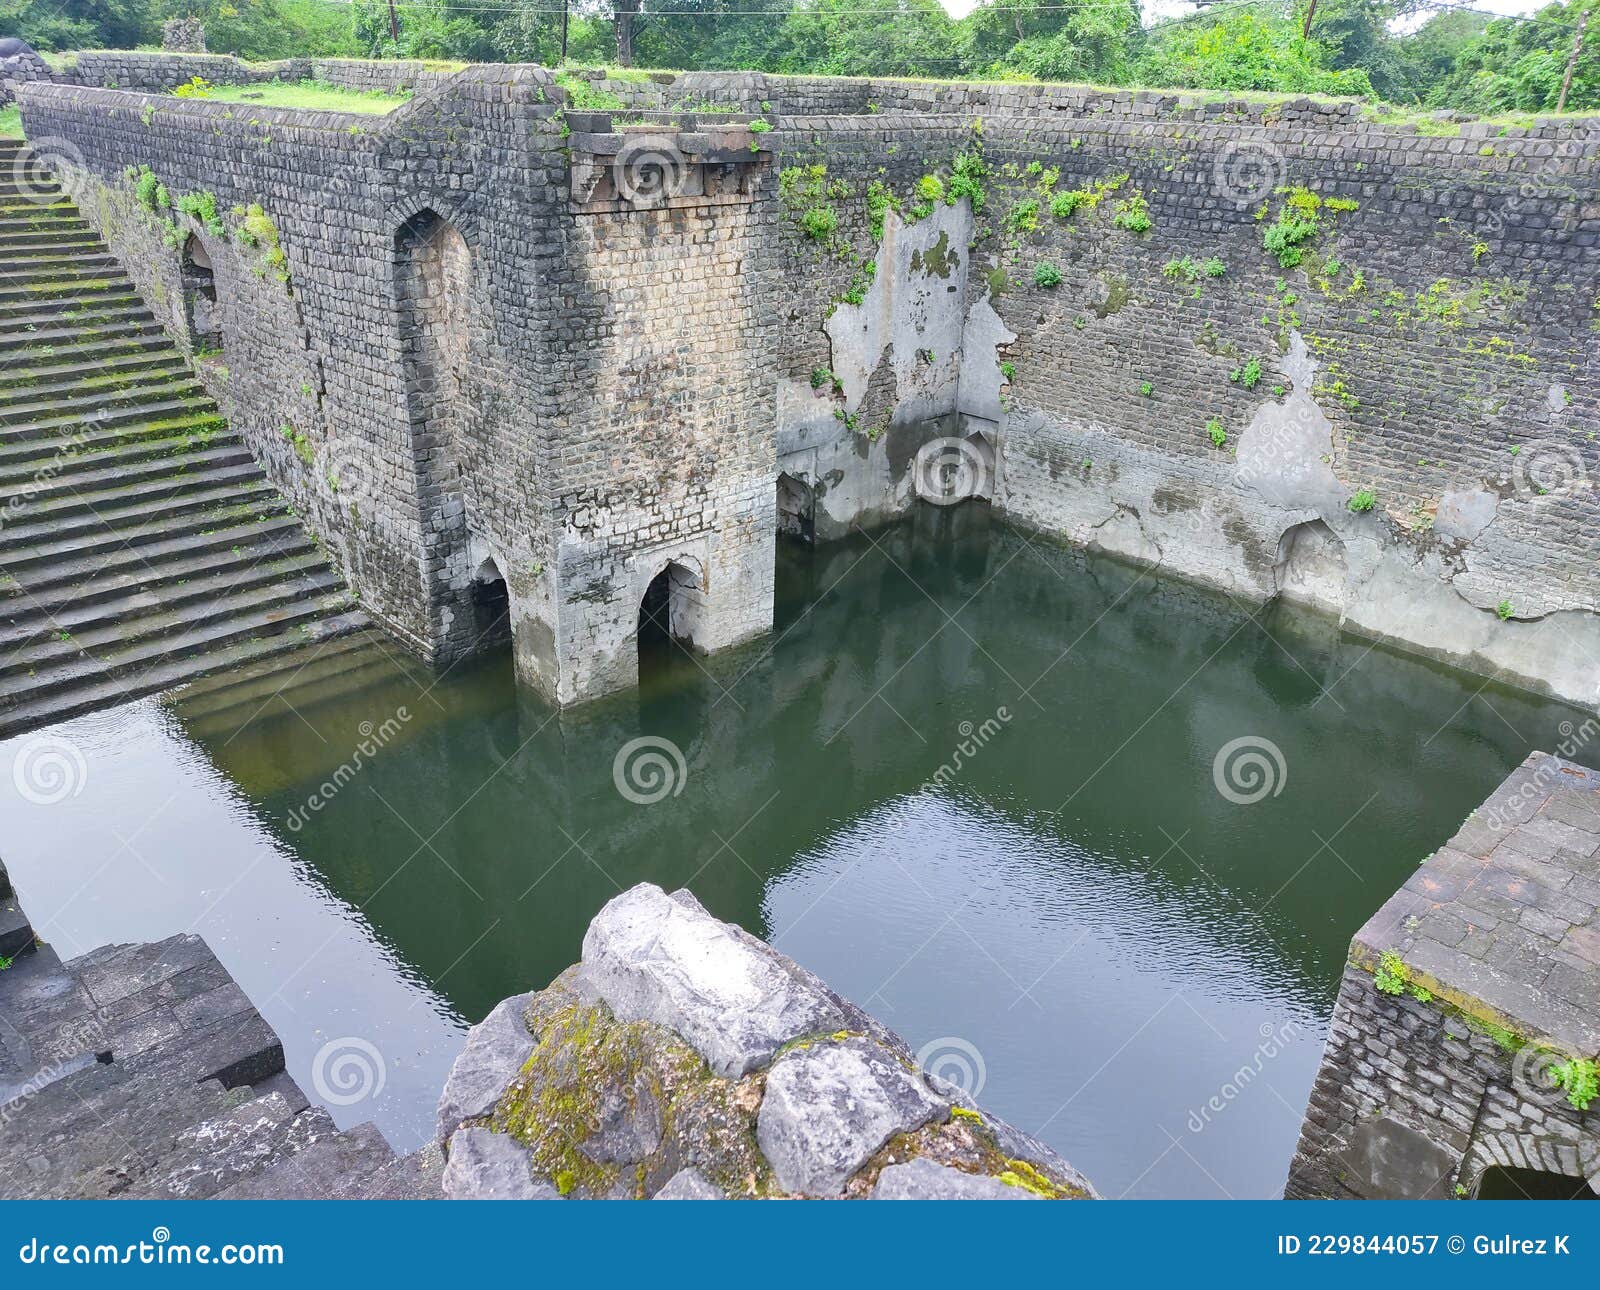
[1353,752,1600,1055]
[579,883,859,1078]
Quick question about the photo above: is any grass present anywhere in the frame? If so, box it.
[0,105,21,140]
[191,79,411,114]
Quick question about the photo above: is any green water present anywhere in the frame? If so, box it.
[2,514,1587,1197]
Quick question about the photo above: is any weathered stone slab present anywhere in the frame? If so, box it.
[872,1158,1039,1200]
[756,1037,947,1197]
[442,1127,557,1200]
[580,884,845,1078]
[436,992,536,1141]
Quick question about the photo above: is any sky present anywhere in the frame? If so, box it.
[936,0,1556,24]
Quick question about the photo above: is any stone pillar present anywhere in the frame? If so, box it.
[1286,752,1600,1199]
[161,19,207,53]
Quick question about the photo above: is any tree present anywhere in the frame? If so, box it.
[962,0,1143,84]
[1135,5,1374,97]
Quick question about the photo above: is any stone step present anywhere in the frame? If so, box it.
[0,456,257,533]
[0,608,369,740]
[0,318,166,355]
[0,894,35,961]
[124,1093,343,1200]
[0,369,202,420]
[0,241,109,266]
[0,225,92,248]
[215,1120,398,1200]
[0,422,238,483]
[0,293,151,331]
[0,257,125,288]
[0,201,86,225]
[0,549,334,653]
[1,513,307,601]
[0,274,124,306]
[169,630,401,725]
[0,569,350,686]
[0,352,187,404]
[0,490,288,577]
[0,393,217,443]
[0,439,248,508]
[171,640,409,739]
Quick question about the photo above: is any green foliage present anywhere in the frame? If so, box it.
[170,75,214,99]
[779,165,841,252]
[1134,7,1375,98]
[1031,261,1062,288]
[1229,357,1264,389]
[1048,173,1125,221]
[1006,198,1041,236]
[1373,948,1408,994]
[946,149,988,214]
[1496,598,1514,620]
[555,72,624,110]
[1111,189,1152,234]
[1550,1057,1599,1111]
[1139,380,1153,397]
[865,179,899,240]
[1347,489,1377,512]
[1206,418,1227,448]
[175,189,225,238]
[747,117,772,133]
[280,423,314,465]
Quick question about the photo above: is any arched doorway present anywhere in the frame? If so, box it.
[638,560,704,678]
[470,557,511,652]
[1473,1166,1598,1200]
[180,234,220,353]
[777,472,815,544]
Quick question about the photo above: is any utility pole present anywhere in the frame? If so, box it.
[387,0,399,45]
[1556,8,1589,114]
[1301,0,1319,41]
[560,0,570,63]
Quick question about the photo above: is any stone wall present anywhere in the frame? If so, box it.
[1287,752,1600,1199]
[17,63,1600,709]
[751,100,1600,709]
[436,882,1098,1199]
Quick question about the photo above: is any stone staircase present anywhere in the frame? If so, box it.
[0,859,441,1200]
[0,137,367,738]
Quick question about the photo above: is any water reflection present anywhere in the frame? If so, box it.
[0,515,1584,1197]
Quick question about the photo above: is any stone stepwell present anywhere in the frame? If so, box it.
[0,138,367,739]
[0,858,442,1200]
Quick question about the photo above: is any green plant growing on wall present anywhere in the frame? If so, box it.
[1005,198,1040,237]
[1048,173,1125,221]
[555,73,624,111]
[232,203,289,286]
[1347,489,1377,513]
[1203,257,1226,278]
[280,423,314,466]
[1550,1057,1599,1111]
[999,361,1016,382]
[1229,357,1264,390]
[170,75,214,99]
[1373,949,1409,994]
[947,149,988,215]
[779,165,844,255]
[865,179,900,240]
[1111,189,1152,234]
[1032,262,1062,288]
[1496,599,1514,620]
[1139,381,1153,397]
[175,189,225,238]
[1261,188,1358,269]
[1206,418,1226,448]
